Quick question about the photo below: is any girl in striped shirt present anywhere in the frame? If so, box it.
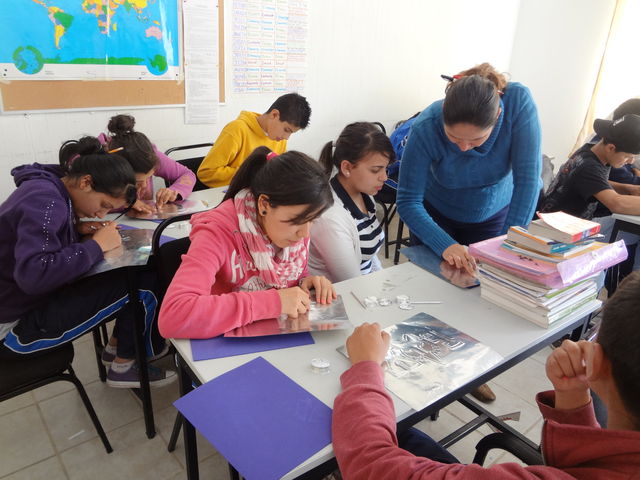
[309,122,395,282]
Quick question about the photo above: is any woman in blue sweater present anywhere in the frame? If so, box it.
[397,63,542,274]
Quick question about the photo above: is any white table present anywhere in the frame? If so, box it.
[171,261,594,479]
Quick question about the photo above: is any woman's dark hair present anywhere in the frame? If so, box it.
[106,114,158,174]
[443,63,508,129]
[319,122,396,176]
[224,146,333,224]
[59,136,137,205]
[598,270,640,428]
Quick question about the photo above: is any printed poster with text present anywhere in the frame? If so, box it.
[232,0,308,94]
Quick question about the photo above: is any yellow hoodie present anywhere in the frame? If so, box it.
[197,111,287,187]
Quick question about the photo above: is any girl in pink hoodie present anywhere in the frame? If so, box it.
[159,146,336,339]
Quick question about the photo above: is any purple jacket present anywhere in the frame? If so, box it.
[0,164,103,324]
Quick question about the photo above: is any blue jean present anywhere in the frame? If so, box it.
[411,201,510,247]
[397,427,460,464]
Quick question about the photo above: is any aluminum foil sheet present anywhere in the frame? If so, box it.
[85,228,154,276]
[224,295,351,337]
[339,312,502,411]
[401,245,479,288]
[126,199,210,220]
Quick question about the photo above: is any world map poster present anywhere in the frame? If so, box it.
[1,0,181,80]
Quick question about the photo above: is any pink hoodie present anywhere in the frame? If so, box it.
[158,199,309,339]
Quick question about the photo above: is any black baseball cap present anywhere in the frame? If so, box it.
[594,114,640,155]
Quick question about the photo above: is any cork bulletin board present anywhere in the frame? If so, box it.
[0,0,224,112]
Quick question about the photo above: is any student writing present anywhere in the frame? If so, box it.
[159,146,336,339]
[197,93,311,188]
[99,114,196,213]
[0,137,174,388]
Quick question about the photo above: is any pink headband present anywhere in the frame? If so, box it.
[68,154,80,166]
[266,151,279,161]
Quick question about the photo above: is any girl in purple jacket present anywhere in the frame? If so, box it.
[0,137,175,388]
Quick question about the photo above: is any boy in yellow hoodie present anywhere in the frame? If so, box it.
[198,93,311,187]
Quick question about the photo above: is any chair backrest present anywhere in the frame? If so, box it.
[151,213,194,294]
[164,143,213,192]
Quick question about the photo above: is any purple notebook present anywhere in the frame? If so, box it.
[190,333,314,361]
[174,357,332,480]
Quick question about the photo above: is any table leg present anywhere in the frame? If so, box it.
[127,267,155,439]
[177,354,200,480]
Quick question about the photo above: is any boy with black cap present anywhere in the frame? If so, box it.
[541,114,640,219]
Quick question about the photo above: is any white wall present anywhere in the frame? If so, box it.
[0,0,616,201]
[508,0,616,166]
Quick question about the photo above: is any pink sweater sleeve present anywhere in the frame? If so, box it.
[153,144,196,200]
[158,223,282,339]
[333,362,563,480]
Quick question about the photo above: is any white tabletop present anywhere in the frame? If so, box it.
[612,213,640,226]
[171,261,593,479]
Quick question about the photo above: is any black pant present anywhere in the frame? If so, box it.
[0,268,164,360]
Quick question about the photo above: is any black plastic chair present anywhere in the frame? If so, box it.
[0,343,113,453]
[150,214,194,453]
[473,432,543,465]
[164,143,213,192]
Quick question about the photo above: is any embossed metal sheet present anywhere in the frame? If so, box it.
[224,295,351,337]
[85,228,154,276]
[339,312,502,411]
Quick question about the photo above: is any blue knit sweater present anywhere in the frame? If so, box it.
[397,82,542,257]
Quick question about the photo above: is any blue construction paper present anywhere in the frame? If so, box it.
[174,357,332,480]
[190,333,314,361]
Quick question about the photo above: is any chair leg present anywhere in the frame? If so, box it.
[92,329,108,383]
[377,201,391,259]
[168,412,183,452]
[393,219,405,265]
[66,365,113,453]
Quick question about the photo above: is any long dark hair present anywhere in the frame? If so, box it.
[223,146,333,224]
[59,136,137,205]
[106,114,158,174]
[319,122,395,176]
[443,63,508,129]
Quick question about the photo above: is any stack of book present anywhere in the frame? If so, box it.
[469,212,627,327]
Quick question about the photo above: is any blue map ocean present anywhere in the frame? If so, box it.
[1,0,179,76]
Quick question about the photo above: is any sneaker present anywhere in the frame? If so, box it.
[101,343,170,367]
[470,383,496,403]
[106,362,177,388]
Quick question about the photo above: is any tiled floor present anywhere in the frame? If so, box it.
[1,213,557,479]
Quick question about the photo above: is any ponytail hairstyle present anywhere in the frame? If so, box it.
[223,146,333,224]
[59,136,137,206]
[319,122,396,176]
[106,114,158,174]
[442,63,508,129]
